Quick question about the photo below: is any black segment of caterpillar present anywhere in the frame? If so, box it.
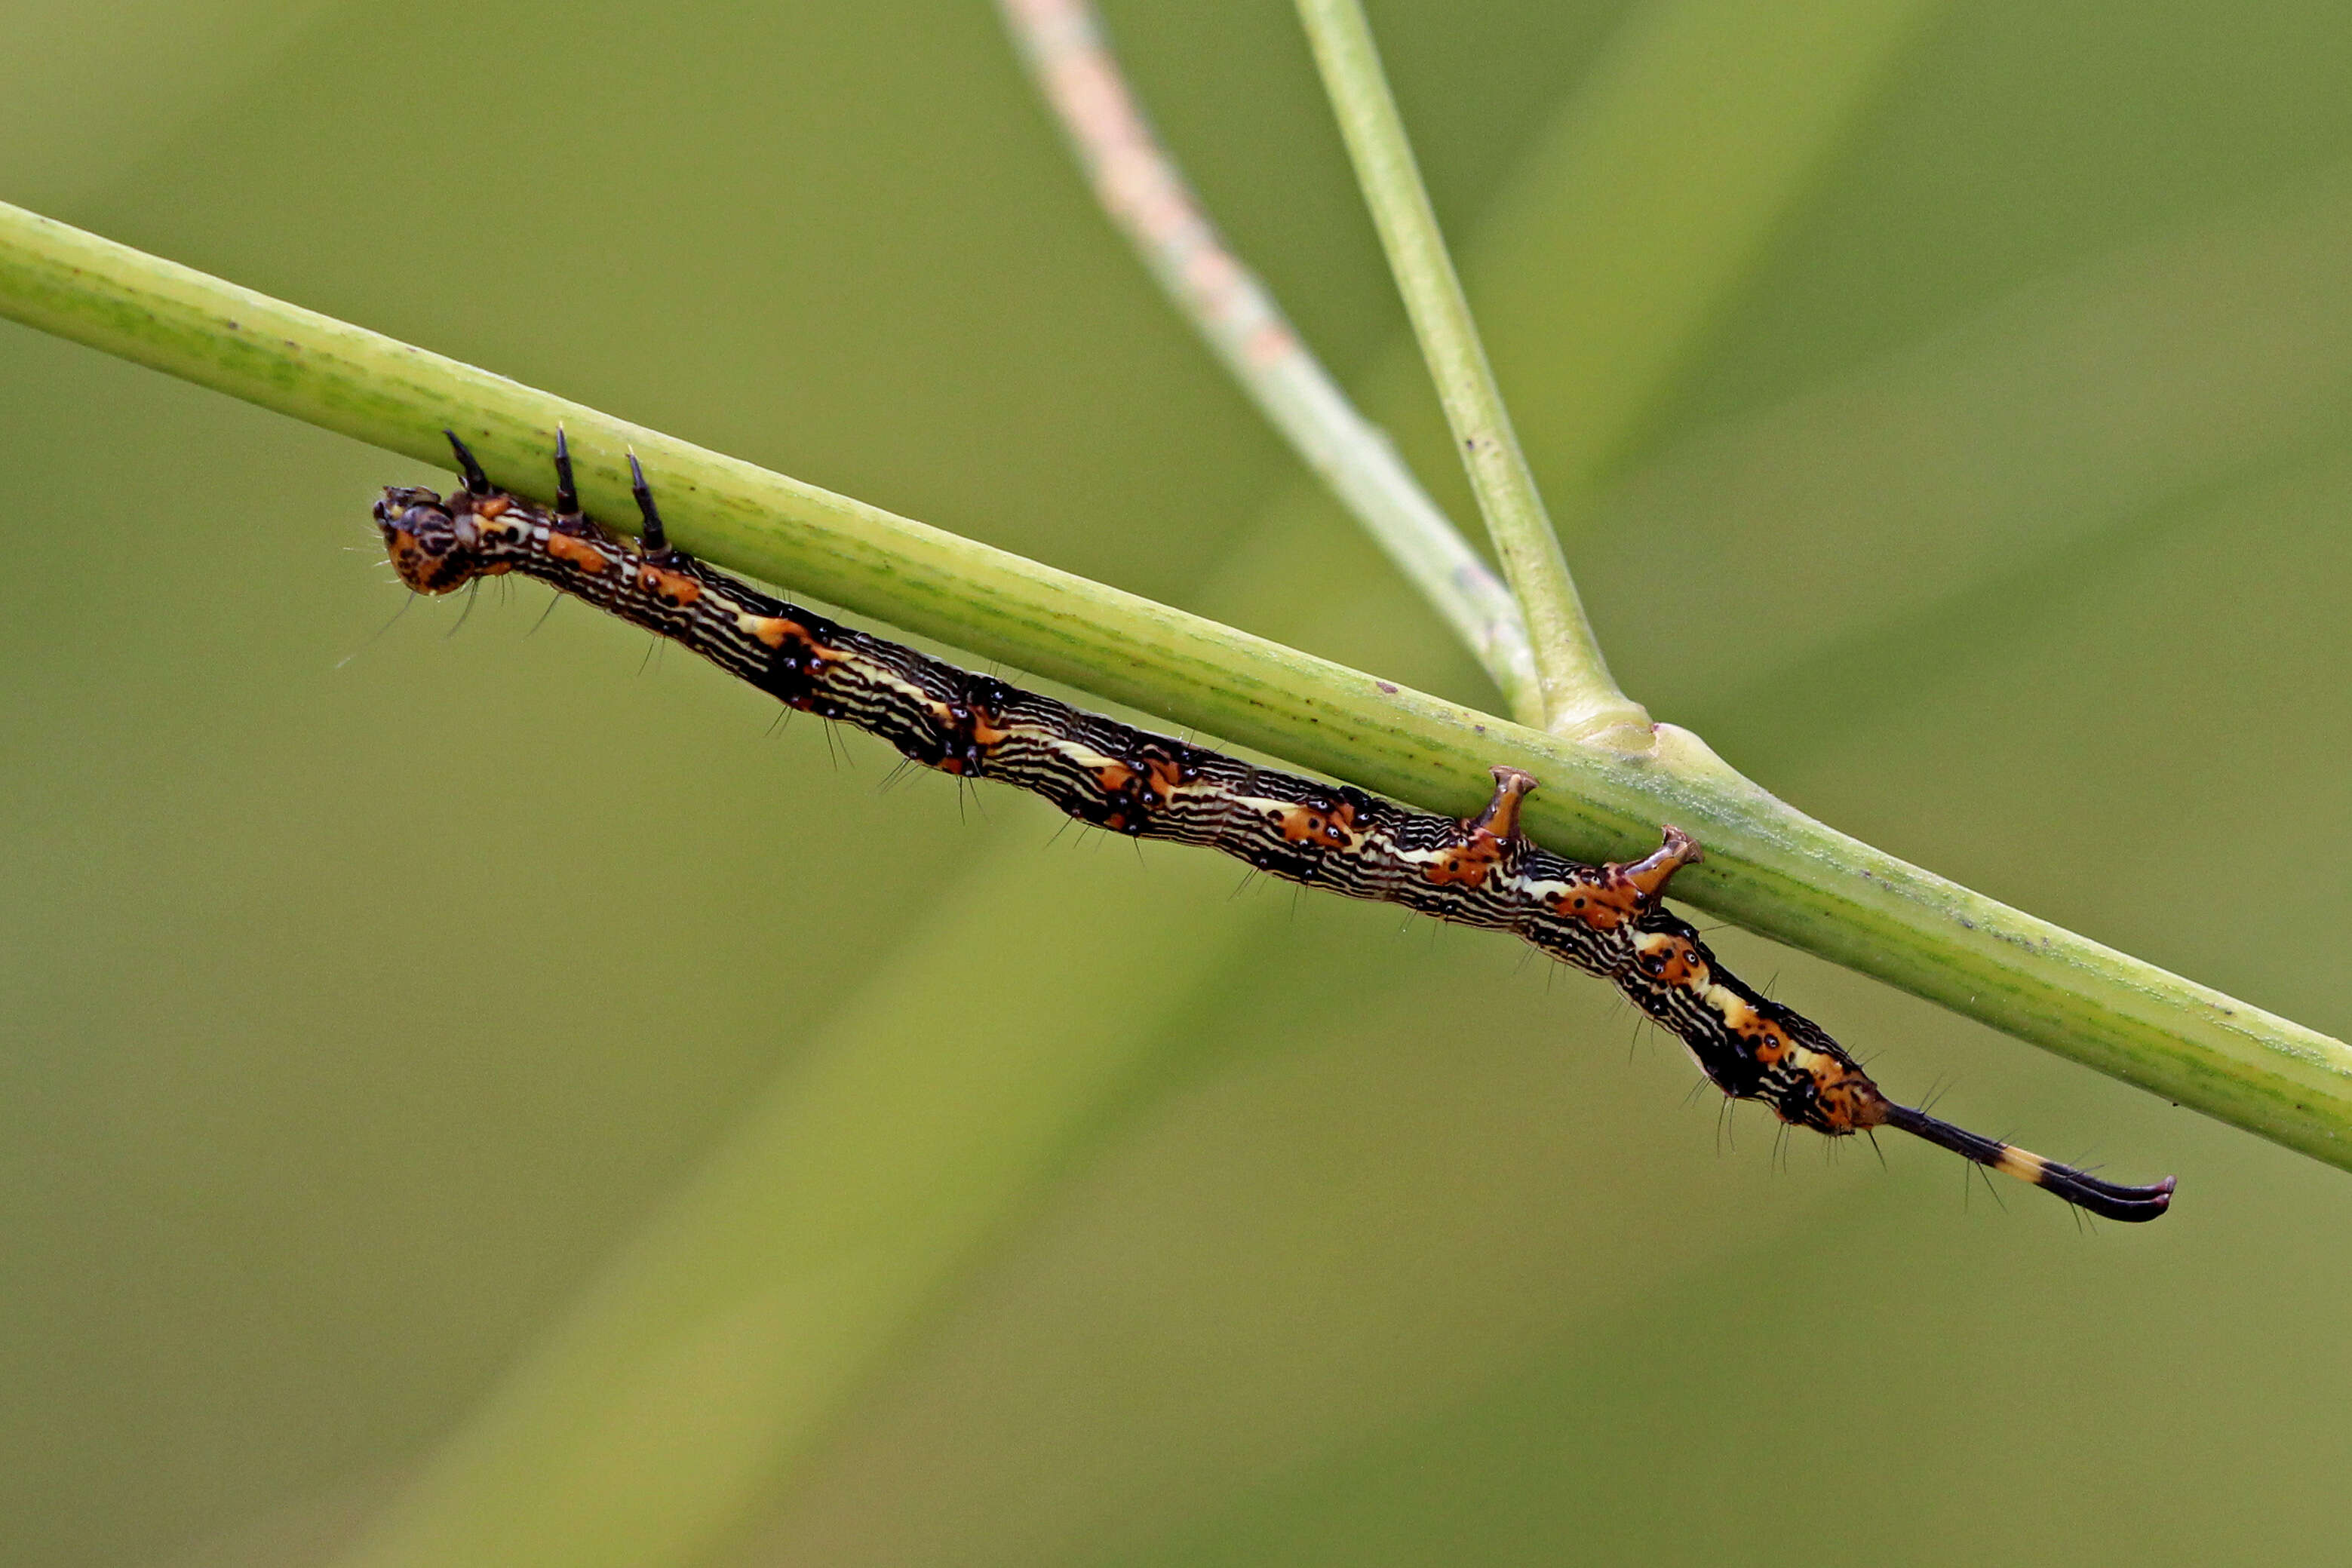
[373,431,2176,1223]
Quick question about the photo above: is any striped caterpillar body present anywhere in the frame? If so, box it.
[375,432,2176,1223]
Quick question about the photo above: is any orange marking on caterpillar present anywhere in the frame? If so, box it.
[385,529,437,586]
[739,613,819,651]
[1140,756,1187,807]
[971,712,1013,750]
[1733,1013,1791,1065]
[1814,1069,1891,1132]
[1555,824,1703,931]
[1094,754,1194,818]
[1278,799,1357,846]
[931,700,1016,776]
[1631,931,1705,987]
[1421,839,1505,887]
[545,531,610,572]
[637,564,702,606]
[1708,993,1796,1066]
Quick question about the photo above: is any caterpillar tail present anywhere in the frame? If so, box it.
[1880,1101,2175,1222]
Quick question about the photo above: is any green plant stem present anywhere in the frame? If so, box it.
[0,198,2344,1167]
[996,0,1541,724]
[1292,0,1648,747]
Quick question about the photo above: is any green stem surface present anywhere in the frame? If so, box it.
[996,0,1542,723]
[0,196,2345,1165]
[1293,0,1647,746]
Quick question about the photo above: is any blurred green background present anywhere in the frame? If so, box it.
[3,2,2349,1564]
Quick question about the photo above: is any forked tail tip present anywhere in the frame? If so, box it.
[1882,1101,2175,1223]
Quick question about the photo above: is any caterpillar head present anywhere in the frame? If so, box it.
[376,486,491,594]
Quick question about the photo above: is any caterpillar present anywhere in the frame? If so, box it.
[375,431,2176,1223]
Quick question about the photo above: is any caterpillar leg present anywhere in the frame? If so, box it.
[1881,1101,2175,1222]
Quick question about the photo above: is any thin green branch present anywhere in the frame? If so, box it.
[1293,0,1648,747]
[996,0,1542,724]
[0,198,2345,1168]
